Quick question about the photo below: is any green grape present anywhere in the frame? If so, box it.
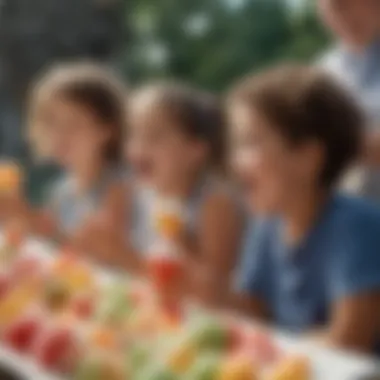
[128,342,153,370]
[96,282,133,325]
[74,357,103,380]
[190,317,228,351]
[185,354,221,380]
[135,364,178,380]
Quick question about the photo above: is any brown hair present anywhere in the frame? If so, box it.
[229,64,364,187]
[29,62,127,163]
[131,82,226,175]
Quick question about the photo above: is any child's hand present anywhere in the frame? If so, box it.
[33,210,57,237]
[4,217,28,248]
[153,198,186,241]
[70,220,99,255]
[71,209,122,265]
[0,192,28,222]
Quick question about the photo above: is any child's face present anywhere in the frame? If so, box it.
[229,104,323,214]
[127,100,206,189]
[319,0,380,47]
[45,97,111,170]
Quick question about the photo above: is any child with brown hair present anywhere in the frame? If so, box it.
[229,64,380,353]
[24,62,127,244]
[122,82,245,304]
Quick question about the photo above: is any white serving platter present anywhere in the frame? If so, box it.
[0,237,379,380]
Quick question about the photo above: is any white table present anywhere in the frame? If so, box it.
[0,238,379,380]
[276,331,379,380]
[0,347,62,380]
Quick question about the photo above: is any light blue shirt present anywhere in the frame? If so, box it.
[320,40,380,124]
[235,194,380,334]
[49,167,124,235]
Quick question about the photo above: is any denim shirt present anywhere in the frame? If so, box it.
[235,194,380,337]
[320,40,380,201]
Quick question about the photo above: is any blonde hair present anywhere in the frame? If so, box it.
[28,62,127,161]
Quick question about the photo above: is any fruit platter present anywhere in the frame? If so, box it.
[0,232,378,380]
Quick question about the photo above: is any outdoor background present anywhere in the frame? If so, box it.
[0,0,330,202]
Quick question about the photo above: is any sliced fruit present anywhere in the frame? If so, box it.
[264,356,310,380]
[4,219,26,249]
[128,342,153,371]
[51,253,77,274]
[70,293,95,320]
[34,325,80,373]
[74,353,124,380]
[127,306,158,337]
[0,272,11,301]
[65,266,94,292]
[10,256,43,282]
[3,313,44,352]
[225,322,246,352]
[242,330,280,365]
[166,341,196,374]
[135,365,177,380]
[217,354,258,380]
[190,317,229,351]
[186,354,221,380]
[0,285,38,328]
[97,284,133,327]
[44,278,71,311]
[0,245,17,265]
[88,327,119,351]
[127,283,151,307]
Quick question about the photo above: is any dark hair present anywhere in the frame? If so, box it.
[132,82,226,175]
[229,64,364,187]
[30,62,126,163]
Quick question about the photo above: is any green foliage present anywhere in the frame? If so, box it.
[284,4,331,62]
[124,0,330,90]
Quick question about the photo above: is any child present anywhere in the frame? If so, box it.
[26,62,127,245]
[125,82,245,304]
[228,65,380,353]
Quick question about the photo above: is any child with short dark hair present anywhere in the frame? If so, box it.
[229,64,380,353]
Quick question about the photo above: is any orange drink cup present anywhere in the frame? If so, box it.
[153,198,185,239]
[0,161,23,195]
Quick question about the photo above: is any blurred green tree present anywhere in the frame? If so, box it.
[126,0,330,91]
[284,2,330,61]
[0,0,127,203]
